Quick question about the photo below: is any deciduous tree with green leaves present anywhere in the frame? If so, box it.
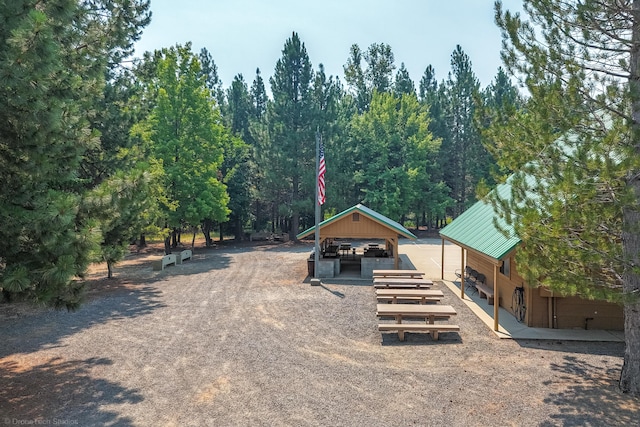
[144,44,230,249]
[350,91,440,221]
[494,0,640,396]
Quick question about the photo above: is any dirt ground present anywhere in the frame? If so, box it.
[1,239,639,426]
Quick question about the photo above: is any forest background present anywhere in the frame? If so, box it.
[0,0,522,308]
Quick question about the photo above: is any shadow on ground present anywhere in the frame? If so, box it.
[0,279,165,359]
[0,356,142,425]
[540,355,639,426]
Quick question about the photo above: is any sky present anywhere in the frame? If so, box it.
[133,0,525,91]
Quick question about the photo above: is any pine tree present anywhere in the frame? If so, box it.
[440,45,485,217]
[224,74,253,240]
[198,47,225,108]
[394,63,416,97]
[266,32,315,239]
[494,0,640,396]
[0,0,150,308]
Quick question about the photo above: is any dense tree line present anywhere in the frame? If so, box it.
[0,6,517,305]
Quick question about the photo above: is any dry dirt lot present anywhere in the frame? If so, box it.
[1,239,638,426]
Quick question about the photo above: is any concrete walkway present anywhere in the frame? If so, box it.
[401,238,625,342]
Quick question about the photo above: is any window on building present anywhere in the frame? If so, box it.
[352,213,360,222]
[500,257,511,278]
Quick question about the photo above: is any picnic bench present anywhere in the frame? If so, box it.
[378,323,461,341]
[476,282,495,305]
[373,277,433,289]
[376,303,457,324]
[372,269,424,278]
[376,303,459,341]
[375,288,444,304]
[153,253,177,271]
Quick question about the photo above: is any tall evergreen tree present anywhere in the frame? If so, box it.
[440,45,486,217]
[266,32,314,239]
[493,0,640,395]
[0,0,150,308]
[477,66,523,183]
[394,62,416,97]
[418,65,453,227]
[365,43,396,94]
[344,43,396,112]
[250,68,268,119]
[248,68,269,231]
[343,44,370,113]
[198,47,225,108]
[224,74,253,240]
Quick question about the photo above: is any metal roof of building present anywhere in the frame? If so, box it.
[297,203,417,240]
[439,180,521,261]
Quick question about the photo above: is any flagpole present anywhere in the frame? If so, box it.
[314,129,321,278]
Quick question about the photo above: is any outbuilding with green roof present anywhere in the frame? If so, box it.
[440,179,623,332]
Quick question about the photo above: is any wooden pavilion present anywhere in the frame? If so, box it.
[297,204,417,278]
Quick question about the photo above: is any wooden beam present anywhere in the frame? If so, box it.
[441,238,445,280]
[393,238,399,269]
[493,264,499,331]
[460,246,465,299]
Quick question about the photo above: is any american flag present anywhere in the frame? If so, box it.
[318,143,326,205]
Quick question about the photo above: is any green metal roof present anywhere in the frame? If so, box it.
[440,180,521,261]
[296,204,417,240]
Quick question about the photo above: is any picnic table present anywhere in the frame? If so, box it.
[339,243,352,258]
[375,288,444,304]
[376,303,457,324]
[372,269,424,278]
[373,277,433,289]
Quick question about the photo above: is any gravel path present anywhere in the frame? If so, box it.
[1,241,638,426]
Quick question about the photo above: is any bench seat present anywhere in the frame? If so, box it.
[153,254,177,271]
[178,249,192,264]
[376,296,442,304]
[378,323,460,341]
[476,282,495,305]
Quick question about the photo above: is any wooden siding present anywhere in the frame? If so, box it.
[467,250,623,330]
[321,213,396,240]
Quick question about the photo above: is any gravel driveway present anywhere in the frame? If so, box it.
[1,240,638,426]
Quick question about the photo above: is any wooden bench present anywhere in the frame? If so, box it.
[177,249,192,264]
[375,289,444,304]
[476,282,495,305]
[378,323,461,341]
[373,278,433,289]
[377,296,442,304]
[373,270,425,278]
[153,254,177,271]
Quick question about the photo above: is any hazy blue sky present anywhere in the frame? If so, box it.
[134,0,524,90]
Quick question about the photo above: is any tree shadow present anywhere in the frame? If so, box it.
[0,356,141,425]
[540,355,640,426]
[516,339,625,356]
[0,278,166,359]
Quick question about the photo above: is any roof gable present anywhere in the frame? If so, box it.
[297,204,417,240]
